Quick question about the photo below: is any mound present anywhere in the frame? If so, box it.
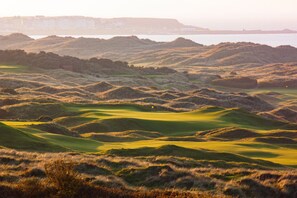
[122,130,163,138]
[258,78,297,88]
[160,136,205,142]
[75,163,112,176]
[0,122,64,151]
[117,165,191,187]
[62,37,102,49]
[105,36,155,48]
[160,93,178,100]
[254,137,297,144]
[212,77,258,89]
[54,116,98,128]
[201,42,297,66]
[30,123,79,137]
[177,96,216,106]
[254,93,282,104]
[0,88,18,95]
[191,88,274,112]
[3,102,67,119]
[168,102,196,109]
[88,134,140,142]
[73,119,162,134]
[106,145,282,167]
[71,122,105,134]
[0,109,10,118]
[0,98,19,107]
[179,93,272,112]
[196,106,225,113]
[0,33,33,46]
[56,91,91,98]
[86,130,162,142]
[72,117,203,134]
[83,82,114,93]
[100,86,152,99]
[162,37,202,48]
[219,108,295,130]
[133,97,167,104]
[0,78,43,89]
[197,127,260,140]
[34,86,62,94]
[266,131,297,138]
[4,33,32,41]
[270,107,297,123]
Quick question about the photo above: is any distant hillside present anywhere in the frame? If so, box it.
[1,34,297,68]
[0,49,176,75]
[0,16,207,35]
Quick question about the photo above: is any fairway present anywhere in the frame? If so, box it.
[63,104,293,134]
[1,103,296,167]
[99,140,297,166]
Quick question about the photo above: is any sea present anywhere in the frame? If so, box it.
[31,34,297,47]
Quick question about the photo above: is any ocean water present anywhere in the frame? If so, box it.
[31,34,297,47]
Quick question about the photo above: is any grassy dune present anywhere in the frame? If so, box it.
[64,104,293,133]
[100,140,297,166]
[1,149,296,198]
[0,122,65,151]
[1,104,296,166]
[3,123,103,152]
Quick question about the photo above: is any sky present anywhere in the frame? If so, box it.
[0,0,296,30]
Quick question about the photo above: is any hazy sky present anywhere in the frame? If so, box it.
[1,0,296,30]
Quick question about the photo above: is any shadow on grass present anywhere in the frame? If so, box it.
[238,151,279,158]
[235,143,279,149]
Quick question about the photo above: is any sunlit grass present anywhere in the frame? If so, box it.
[2,104,297,166]
[0,65,28,72]
[2,121,45,126]
[99,140,297,165]
[19,126,103,152]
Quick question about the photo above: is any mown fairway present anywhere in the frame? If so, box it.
[1,104,297,166]
[63,104,294,133]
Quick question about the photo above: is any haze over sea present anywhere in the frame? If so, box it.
[31,33,297,47]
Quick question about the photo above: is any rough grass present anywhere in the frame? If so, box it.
[196,127,261,140]
[106,145,283,168]
[0,149,296,198]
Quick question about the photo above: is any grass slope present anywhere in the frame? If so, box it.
[65,104,295,136]
[2,104,297,165]
[0,122,65,151]
[16,126,103,152]
[106,145,282,168]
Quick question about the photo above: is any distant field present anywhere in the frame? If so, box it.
[1,104,296,166]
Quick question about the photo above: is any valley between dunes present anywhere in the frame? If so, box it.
[0,35,296,197]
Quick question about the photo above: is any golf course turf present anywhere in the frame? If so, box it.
[1,103,296,167]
